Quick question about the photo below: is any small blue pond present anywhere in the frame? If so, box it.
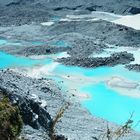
[0,51,40,69]
[0,51,54,69]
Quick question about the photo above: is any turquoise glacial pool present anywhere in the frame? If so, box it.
[1,39,140,131]
[54,64,140,82]
[0,51,54,69]
[81,82,140,130]
[0,51,40,69]
[53,63,140,130]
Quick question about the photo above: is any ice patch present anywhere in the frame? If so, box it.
[29,55,48,60]
[57,52,70,58]
[60,18,74,21]
[91,11,123,18]
[66,12,140,30]
[66,11,122,22]
[132,51,140,64]
[41,21,54,26]
[60,17,99,22]
[41,100,47,107]
[31,94,38,100]
[35,114,38,119]
[107,76,139,89]
[113,14,140,30]
[26,62,59,78]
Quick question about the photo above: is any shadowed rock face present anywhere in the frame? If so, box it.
[0,70,53,130]
[129,7,140,14]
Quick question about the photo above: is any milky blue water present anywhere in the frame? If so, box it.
[0,39,7,45]
[0,51,54,69]
[54,64,140,82]
[81,82,140,130]
[1,38,140,131]
[0,51,41,69]
[53,64,140,130]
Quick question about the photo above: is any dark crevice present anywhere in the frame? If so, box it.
[53,5,83,11]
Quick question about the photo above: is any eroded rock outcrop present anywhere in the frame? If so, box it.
[58,52,134,68]
[126,64,140,72]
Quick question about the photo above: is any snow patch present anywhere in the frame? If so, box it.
[41,100,47,107]
[113,14,140,30]
[41,21,54,26]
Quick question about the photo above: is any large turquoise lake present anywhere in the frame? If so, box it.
[53,64,140,130]
[1,38,140,131]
